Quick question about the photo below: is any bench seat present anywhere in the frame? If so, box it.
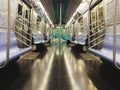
[0,31,32,65]
[33,34,50,44]
[72,34,87,45]
[89,34,120,65]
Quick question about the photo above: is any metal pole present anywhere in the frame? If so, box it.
[7,0,10,65]
[113,0,120,69]
[59,3,62,55]
[0,0,10,68]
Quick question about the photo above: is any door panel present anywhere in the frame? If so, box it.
[16,0,31,48]
[90,2,105,49]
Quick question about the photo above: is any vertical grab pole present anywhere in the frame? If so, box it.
[0,0,10,68]
[88,0,93,48]
[59,3,62,55]
[7,0,11,64]
[88,7,90,48]
[113,0,120,69]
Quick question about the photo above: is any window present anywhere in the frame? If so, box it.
[36,16,41,30]
[98,4,105,30]
[91,8,96,32]
[18,4,22,16]
[25,10,29,19]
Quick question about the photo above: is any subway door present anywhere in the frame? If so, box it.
[90,2,105,49]
[97,3,105,49]
[90,7,97,49]
[16,1,24,48]
[23,3,31,47]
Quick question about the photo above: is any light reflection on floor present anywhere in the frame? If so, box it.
[31,38,97,90]
[6,38,98,90]
[32,47,55,90]
[64,47,97,90]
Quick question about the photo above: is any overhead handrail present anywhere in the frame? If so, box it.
[0,0,10,68]
[113,0,120,69]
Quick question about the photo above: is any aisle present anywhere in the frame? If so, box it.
[5,39,97,90]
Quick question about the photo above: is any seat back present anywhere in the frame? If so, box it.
[32,33,44,44]
[75,34,87,45]
[0,31,18,50]
[102,34,120,52]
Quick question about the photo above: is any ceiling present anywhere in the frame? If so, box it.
[40,0,82,24]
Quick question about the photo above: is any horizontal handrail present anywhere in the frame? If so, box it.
[15,16,32,47]
[90,40,104,48]
[89,18,105,48]
[15,31,31,42]
[90,22,105,31]
[90,28,105,37]
[16,38,31,47]
[90,33,105,43]
[15,16,48,46]
[16,16,40,32]
[90,18,105,26]
[15,19,32,30]
[15,25,32,36]
[16,16,32,24]
[90,20,97,26]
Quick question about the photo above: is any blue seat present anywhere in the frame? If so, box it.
[72,34,87,45]
[89,34,120,65]
[33,34,44,44]
[0,31,32,65]
[33,34,50,44]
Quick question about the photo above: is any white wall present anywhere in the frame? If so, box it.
[104,0,120,33]
[83,11,89,34]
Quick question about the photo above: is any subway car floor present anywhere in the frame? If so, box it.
[0,39,120,90]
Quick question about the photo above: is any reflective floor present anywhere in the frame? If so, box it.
[0,38,120,90]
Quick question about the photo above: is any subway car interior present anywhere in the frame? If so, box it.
[0,0,120,90]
